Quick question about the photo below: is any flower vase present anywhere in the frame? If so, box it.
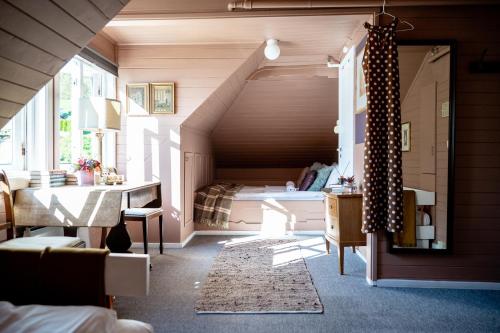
[77,170,95,186]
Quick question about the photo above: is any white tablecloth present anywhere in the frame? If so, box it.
[13,182,160,227]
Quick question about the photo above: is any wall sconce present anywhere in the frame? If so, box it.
[264,39,280,60]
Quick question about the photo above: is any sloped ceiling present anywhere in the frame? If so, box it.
[212,77,338,168]
[181,43,265,133]
[0,0,130,128]
[398,45,429,102]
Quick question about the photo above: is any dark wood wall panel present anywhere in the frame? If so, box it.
[212,77,339,168]
[377,5,500,282]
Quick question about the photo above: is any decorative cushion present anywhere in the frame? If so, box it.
[296,167,309,186]
[326,163,341,187]
[124,208,163,219]
[308,166,333,191]
[309,162,325,171]
[299,170,317,191]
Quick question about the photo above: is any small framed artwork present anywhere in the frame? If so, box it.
[126,83,149,116]
[150,83,175,114]
[401,122,411,152]
[355,50,367,114]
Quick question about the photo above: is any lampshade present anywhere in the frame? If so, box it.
[79,97,121,132]
[264,39,280,60]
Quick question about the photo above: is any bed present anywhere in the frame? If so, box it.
[194,185,328,233]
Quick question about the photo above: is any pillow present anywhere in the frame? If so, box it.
[309,162,325,171]
[308,166,333,191]
[299,170,317,191]
[296,167,309,186]
[326,163,341,187]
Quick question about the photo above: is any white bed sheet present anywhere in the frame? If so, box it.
[234,186,324,201]
[0,302,153,333]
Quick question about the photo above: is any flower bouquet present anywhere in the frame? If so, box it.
[74,158,101,186]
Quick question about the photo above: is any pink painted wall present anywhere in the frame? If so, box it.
[116,43,262,243]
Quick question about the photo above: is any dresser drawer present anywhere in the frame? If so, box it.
[325,214,339,238]
[328,197,338,217]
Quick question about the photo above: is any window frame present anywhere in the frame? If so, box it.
[53,55,117,170]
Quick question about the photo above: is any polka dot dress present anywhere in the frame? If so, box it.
[361,18,404,234]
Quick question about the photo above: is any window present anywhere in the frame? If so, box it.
[0,121,13,165]
[0,84,52,170]
[55,56,117,169]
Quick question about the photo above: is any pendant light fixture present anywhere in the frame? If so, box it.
[264,39,280,60]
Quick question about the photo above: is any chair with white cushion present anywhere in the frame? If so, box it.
[0,170,85,249]
[123,208,163,254]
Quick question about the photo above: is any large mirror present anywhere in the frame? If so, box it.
[389,41,455,252]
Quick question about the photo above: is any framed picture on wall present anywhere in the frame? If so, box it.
[402,122,411,152]
[126,83,150,116]
[150,83,175,114]
[355,50,367,114]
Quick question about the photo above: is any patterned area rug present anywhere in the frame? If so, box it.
[195,238,323,314]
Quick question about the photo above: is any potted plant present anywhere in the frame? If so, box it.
[74,158,101,186]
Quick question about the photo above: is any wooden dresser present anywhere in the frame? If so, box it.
[324,192,366,275]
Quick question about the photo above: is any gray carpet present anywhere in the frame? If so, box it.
[115,236,500,333]
[195,239,323,314]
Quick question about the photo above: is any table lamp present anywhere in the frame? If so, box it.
[79,97,121,165]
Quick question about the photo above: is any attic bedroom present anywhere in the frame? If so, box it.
[174,14,367,235]
[1,1,499,332]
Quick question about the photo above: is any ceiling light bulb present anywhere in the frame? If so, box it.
[264,39,280,60]
[342,45,349,54]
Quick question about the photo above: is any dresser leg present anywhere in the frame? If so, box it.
[352,246,356,253]
[325,238,330,254]
[338,245,344,275]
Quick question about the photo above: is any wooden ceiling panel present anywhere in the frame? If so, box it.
[6,0,95,47]
[0,0,130,126]
[104,14,370,66]
[0,80,36,105]
[0,30,64,75]
[51,0,110,33]
[212,77,338,168]
[90,0,129,19]
[0,1,81,60]
[0,57,52,90]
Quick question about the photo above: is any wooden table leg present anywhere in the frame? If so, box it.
[159,214,164,254]
[352,246,356,253]
[100,227,107,249]
[142,218,148,254]
[338,245,344,275]
[325,237,330,254]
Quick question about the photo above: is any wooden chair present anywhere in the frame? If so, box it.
[0,170,85,249]
[123,208,163,254]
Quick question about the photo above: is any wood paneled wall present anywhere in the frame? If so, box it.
[0,0,129,127]
[377,5,500,282]
[212,77,339,168]
[87,32,117,63]
[215,168,303,186]
[116,43,262,243]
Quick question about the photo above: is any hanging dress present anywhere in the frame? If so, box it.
[361,18,404,234]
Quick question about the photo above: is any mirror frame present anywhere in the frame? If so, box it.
[388,39,456,254]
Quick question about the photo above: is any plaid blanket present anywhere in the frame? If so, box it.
[194,183,243,229]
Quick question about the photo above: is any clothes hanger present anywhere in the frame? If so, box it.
[374,0,415,32]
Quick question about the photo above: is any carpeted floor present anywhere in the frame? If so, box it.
[115,236,500,333]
